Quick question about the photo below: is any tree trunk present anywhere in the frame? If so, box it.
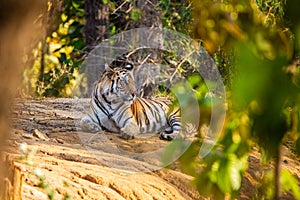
[84,0,109,51]
[84,0,109,96]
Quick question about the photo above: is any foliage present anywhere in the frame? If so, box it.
[281,170,300,199]
[256,169,300,199]
[165,97,250,199]
[24,0,85,97]
[160,0,192,34]
[183,0,300,199]
[256,0,286,26]
[192,130,249,199]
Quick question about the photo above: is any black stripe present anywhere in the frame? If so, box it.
[110,102,124,118]
[151,98,168,109]
[172,109,180,115]
[169,117,177,124]
[117,106,130,122]
[145,99,163,122]
[91,108,107,130]
[110,79,115,93]
[152,122,156,132]
[148,99,166,116]
[138,99,150,125]
[122,115,134,127]
[94,93,110,118]
[101,93,111,105]
[172,122,181,127]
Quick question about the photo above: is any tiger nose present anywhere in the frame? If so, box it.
[132,93,136,99]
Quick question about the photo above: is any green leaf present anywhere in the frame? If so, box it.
[110,25,116,35]
[216,158,232,193]
[108,1,115,9]
[71,1,80,9]
[228,154,245,191]
[130,9,141,21]
[208,160,219,183]
[70,38,85,50]
[68,25,76,35]
[281,170,300,199]
[43,88,59,97]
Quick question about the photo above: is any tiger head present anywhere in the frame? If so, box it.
[101,64,136,103]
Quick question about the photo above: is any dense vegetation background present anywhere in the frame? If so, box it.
[21,0,300,199]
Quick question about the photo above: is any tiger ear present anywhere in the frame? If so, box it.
[105,63,113,72]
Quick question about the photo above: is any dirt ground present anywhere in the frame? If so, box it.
[2,98,300,199]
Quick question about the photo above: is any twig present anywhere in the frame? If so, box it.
[112,0,129,14]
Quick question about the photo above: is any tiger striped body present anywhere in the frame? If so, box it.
[80,65,181,140]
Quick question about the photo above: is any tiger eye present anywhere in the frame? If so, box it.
[124,64,133,70]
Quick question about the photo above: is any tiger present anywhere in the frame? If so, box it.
[80,63,181,140]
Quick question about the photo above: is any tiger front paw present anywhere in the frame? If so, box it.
[80,115,101,133]
[120,132,135,140]
[120,123,139,140]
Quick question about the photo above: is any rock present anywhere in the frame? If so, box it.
[14,130,24,135]
[22,133,34,139]
[33,129,49,141]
